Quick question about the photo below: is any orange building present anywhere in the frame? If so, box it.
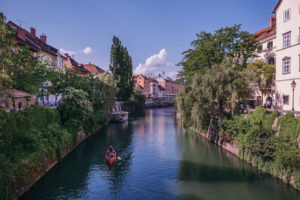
[157,77,183,97]
[3,89,37,111]
[134,75,150,98]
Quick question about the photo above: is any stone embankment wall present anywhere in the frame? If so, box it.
[15,125,103,200]
[175,112,297,190]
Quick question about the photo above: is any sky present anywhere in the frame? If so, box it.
[0,0,277,79]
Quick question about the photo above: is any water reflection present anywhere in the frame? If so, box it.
[21,107,300,200]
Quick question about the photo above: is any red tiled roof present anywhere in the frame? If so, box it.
[148,77,158,83]
[7,89,34,98]
[83,64,105,73]
[64,55,89,74]
[7,21,58,56]
[254,17,276,41]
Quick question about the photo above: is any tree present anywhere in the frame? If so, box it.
[109,36,133,100]
[94,72,117,115]
[246,61,275,101]
[176,59,251,130]
[0,13,14,100]
[0,13,53,100]
[57,87,93,125]
[178,25,257,84]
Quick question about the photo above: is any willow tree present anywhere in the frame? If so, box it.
[94,72,117,115]
[109,36,133,100]
[176,59,251,130]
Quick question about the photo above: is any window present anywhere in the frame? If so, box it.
[283,95,289,105]
[283,32,291,48]
[267,41,273,50]
[268,57,275,65]
[257,45,263,53]
[283,57,291,74]
[284,9,291,21]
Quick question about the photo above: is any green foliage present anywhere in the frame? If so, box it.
[109,36,133,100]
[176,59,251,131]
[123,88,145,114]
[0,106,77,199]
[94,72,117,115]
[58,87,93,125]
[178,24,257,83]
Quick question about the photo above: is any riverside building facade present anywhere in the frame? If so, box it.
[273,0,300,111]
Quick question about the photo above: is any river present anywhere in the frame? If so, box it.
[21,107,300,200]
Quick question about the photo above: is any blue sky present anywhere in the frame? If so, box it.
[0,0,277,78]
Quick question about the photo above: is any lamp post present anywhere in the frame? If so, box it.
[291,80,296,112]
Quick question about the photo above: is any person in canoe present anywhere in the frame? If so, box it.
[105,145,116,165]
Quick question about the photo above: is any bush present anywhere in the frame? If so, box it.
[58,87,93,125]
[122,88,145,114]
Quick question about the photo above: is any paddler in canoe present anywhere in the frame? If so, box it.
[105,145,116,165]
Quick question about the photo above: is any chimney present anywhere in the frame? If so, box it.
[30,27,36,36]
[40,34,46,43]
[270,17,276,27]
[18,29,26,39]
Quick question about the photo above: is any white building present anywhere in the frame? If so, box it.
[273,0,300,111]
[254,17,277,65]
[149,78,159,98]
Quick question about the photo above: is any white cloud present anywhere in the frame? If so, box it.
[168,71,178,80]
[59,48,76,56]
[134,48,173,75]
[83,46,93,55]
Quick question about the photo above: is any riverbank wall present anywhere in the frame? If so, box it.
[175,112,300,191]
[14,124,103,200]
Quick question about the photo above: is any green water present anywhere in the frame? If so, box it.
[21,107,300,200]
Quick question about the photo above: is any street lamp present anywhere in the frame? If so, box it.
[291,80,296,112]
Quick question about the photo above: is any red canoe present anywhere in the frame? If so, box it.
[105,151,116,165]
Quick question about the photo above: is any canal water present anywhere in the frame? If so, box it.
[21,107,300,200]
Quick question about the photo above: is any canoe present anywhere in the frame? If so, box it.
[105,151,116,165]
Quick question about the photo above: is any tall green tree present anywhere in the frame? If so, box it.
[109,36,133,100]
[178,24,257,84]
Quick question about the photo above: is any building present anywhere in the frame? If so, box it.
[273,0,300,111]
[83,63,105,75]
[64,54,89,75]
[148,78,159,98]
[7,21,67,107]
[156,76,183,98]
[134,75,150,98]
[248,19,278,108]
[2,89,37,112]
[254,17,277,65]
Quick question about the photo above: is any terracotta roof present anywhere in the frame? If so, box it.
[7,89,34,98]
[64,55,89,74]
[7,21,58,56]
[83,64,105,73]
[272,0,282,13]
[148,77,158,83]
[254,17,276,41]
